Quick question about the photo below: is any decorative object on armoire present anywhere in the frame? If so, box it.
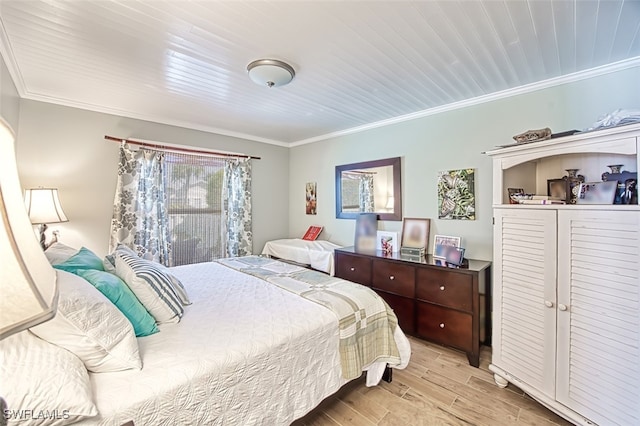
[354,213,377,252]
[583,108,640,132]
[512,127,552,143]
[305,182,317,215]
[550,129,580,139]
[485,123,640,426]
[507,188,524,204]
[601,165,638,205]
[546,179,568,202]
[575,181,618,204]
[400,217,430,250]
[561,168,585,204]
[437,169,475,220]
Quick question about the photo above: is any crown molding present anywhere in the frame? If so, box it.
[290,56,640,147]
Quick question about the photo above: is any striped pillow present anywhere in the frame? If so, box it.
[114,252,184,324]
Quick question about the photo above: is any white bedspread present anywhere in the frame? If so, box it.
[261,238,341,275]
[77,261,409,426]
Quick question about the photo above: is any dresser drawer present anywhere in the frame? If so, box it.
[335,252,372,285]
[416,269,472,311]
[372,260,415,298]
[376,291,415,334]
[416,303,472,352]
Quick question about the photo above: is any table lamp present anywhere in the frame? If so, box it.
[24,187,68,250]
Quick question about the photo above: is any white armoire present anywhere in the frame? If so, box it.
[486,124,640,426]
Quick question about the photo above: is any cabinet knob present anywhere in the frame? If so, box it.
[350,267,355,271]
[439,285,445,291]
[544,300,554,308]
[389,275,395,280]
[439,323,445,329]
[558,304,568,311]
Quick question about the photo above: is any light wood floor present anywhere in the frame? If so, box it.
[292,337,574,426]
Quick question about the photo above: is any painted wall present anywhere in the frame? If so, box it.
[1,54,20,133]
[15,100,289,257]
[289,66,640,260]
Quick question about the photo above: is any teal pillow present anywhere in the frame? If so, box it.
[53,247,105,272]
[75,269,159,337]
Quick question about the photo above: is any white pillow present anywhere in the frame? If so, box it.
[30,270,142,373]
[114,251,184,324]
[0,331,98,426]
[44,242,79,265]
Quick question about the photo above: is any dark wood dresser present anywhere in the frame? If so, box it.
[334,246,491,367]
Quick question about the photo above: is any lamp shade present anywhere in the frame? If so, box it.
[24,188,68,225]
[385,196,395,210]
[247,59,295,88]
[0,119,58,340]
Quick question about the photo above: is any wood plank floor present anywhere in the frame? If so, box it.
[292,337,574,426]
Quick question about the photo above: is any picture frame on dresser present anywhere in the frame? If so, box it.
[400,218,430,249]
[433,235,461,259]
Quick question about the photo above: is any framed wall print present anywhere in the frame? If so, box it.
[400,218,430,249]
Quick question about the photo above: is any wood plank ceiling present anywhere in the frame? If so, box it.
[1,1,639,145]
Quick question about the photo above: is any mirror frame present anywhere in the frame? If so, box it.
[335,157,402,221]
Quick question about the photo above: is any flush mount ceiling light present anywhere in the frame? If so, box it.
[247,59,295,88]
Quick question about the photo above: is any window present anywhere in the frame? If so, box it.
[164,152,225,266]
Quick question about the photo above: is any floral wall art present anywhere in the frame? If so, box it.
[437,169,476,220]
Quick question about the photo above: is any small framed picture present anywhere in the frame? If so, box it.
[376,231,399,253]
[547,178,568,202]
[433,235,461,259]
[400,218,431,249]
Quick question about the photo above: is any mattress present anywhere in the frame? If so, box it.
[77,261,408,425]
[261,238,341,275]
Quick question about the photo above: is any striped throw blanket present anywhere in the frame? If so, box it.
[217,256,401,380]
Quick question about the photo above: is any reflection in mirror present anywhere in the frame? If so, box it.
[335,157,402,221]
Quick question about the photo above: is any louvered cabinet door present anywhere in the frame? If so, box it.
[492,208,558,398]
[557,210,640,426]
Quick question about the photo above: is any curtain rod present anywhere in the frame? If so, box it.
[104,135,261,160]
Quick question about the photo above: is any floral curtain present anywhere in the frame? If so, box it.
[223,158,252,257]
[359,174,375,213]
[109,144,171,265]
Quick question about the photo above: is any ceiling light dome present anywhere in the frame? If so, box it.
[247,59,295,88]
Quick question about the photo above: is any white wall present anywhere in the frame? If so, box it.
[15,100,290,257]
[289,66,640,260]
[1,54,20,133]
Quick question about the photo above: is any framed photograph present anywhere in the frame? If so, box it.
[576,181,617,204]
[437,169,475,220]
[400,218,431,249]
[433,234,461,259]
[547,178,568,202]
[376,231,399,253]
[444,246,465,266]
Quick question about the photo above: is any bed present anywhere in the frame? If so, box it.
[261,238,342,275]
[2,248,410,426]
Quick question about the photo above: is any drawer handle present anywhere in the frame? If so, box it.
[439,323,445,329]
[544,300,554,308]
[439,285,445,291]
[389,275,395,280]
[558,304,568,311]
[350,267,355,271]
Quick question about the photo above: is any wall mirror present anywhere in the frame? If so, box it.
[335,157,402,220]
